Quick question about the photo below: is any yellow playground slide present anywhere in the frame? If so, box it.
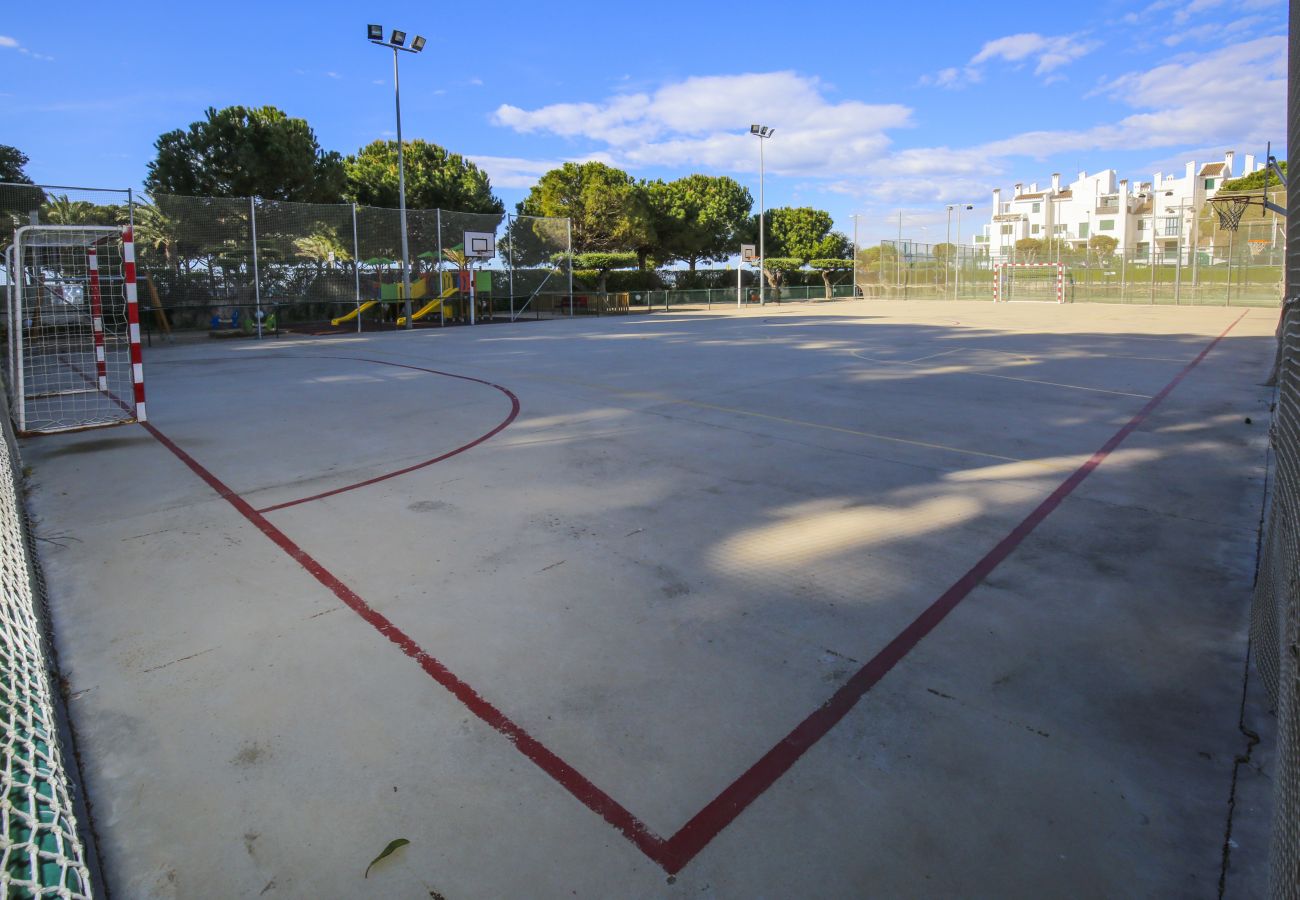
[331,299,380,326]
[396,286,458,326]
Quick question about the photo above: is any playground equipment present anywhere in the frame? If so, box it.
[331,300,379,326]
[330,261,495,329]
[396,285,458,326]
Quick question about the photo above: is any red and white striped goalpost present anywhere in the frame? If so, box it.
[993,262,1065,304]
[122,225,146,423]
[86,246,109,392]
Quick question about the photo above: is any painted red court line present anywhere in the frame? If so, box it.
[136,312,1246,874]
[256,356,520,513]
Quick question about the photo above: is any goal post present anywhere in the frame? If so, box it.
[993,262,1066,304]
[8,225,146,434]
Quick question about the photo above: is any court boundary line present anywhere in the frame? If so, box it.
[131,310,1246,875]
[850,349,1154,399]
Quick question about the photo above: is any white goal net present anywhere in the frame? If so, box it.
[993,262,1066,304]
[6,226,145,435]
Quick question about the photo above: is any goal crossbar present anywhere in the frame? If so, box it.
[993,262,1065,304]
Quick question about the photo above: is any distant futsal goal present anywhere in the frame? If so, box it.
[7,225,145,434]
[993,262,1066,304]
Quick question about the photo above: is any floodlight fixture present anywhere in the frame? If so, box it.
[368,23,383,41]
[750,124,760,134]
[411,35,426,52]
[391,29,406,46]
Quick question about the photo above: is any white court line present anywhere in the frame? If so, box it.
[850,349,1153,399]
[903,348,963,364]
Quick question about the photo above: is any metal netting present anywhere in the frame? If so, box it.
[1254,298,1300,900]
[504,214,572,319]
[0,380,94,895]
[1252,11,1300,895]
[3,184,574,334]
[8,227,142,434]
[870,224,1285,307]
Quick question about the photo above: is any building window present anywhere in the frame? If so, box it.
[1099,219,1115,231]
[1137,219,1146,231]
[1205,178,1216,190]
[1032,224,1040,234]
[1079,223,1089,238]
[975,235,987,243]
[1000,224,1014,235]
[1032,202,1041,213]
[1163,216,1181,237]
[1053,225,1067,233]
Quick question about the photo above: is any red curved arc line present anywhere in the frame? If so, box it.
[256,356,519,514]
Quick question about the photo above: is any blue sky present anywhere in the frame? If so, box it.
[0,0,1287,245]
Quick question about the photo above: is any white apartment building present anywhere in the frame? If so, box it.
[976,150,1263,263]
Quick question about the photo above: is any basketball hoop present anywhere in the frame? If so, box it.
[1212,195,1253,231]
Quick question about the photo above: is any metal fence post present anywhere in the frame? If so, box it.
[351,203,361,333]
[250,196,262,339]
[507,213,515,322]
[566,218,574,316]
[436,208,444,326]
[1226,227,1235,305]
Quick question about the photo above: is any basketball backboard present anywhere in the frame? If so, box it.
[465,231,496,260]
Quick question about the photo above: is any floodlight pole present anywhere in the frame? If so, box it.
[851,214,861,297]
[759,136,766,307]
[392,46,413,329]
[751,125,773,307]
[955,205,971,299]
[945,206,953,299]
[370,27,425,330]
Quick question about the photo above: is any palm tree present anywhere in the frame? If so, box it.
[294,231,350,274]
[41,194,100,225]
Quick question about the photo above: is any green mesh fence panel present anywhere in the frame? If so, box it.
[0,352,94,896]
[871,228,1284,307]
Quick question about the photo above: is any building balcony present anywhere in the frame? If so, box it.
[1095,204,1119,214]
[993,213,1026,223]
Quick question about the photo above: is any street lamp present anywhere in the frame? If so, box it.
[368,23,426,329]
[1164,190,1194,305]
[750,124,774,305]
[950,203,974,298]
[850,213,862,297]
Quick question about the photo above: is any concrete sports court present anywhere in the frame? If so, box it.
[24,299,1276,896]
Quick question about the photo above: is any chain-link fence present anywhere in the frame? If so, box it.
[1251,19,1300,896]
[861,207,1285,307]
[1,184,576,335]
[2,184,872,332]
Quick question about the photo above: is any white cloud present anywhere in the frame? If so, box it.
[493,71,911,178]
[483,37,1282,208]
[0,34,52,60]
[470,155,565,189]
[918,67,981,89]
[921,31,1095,89]
[1163,14,1271,46]
[970,32,1098,76]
